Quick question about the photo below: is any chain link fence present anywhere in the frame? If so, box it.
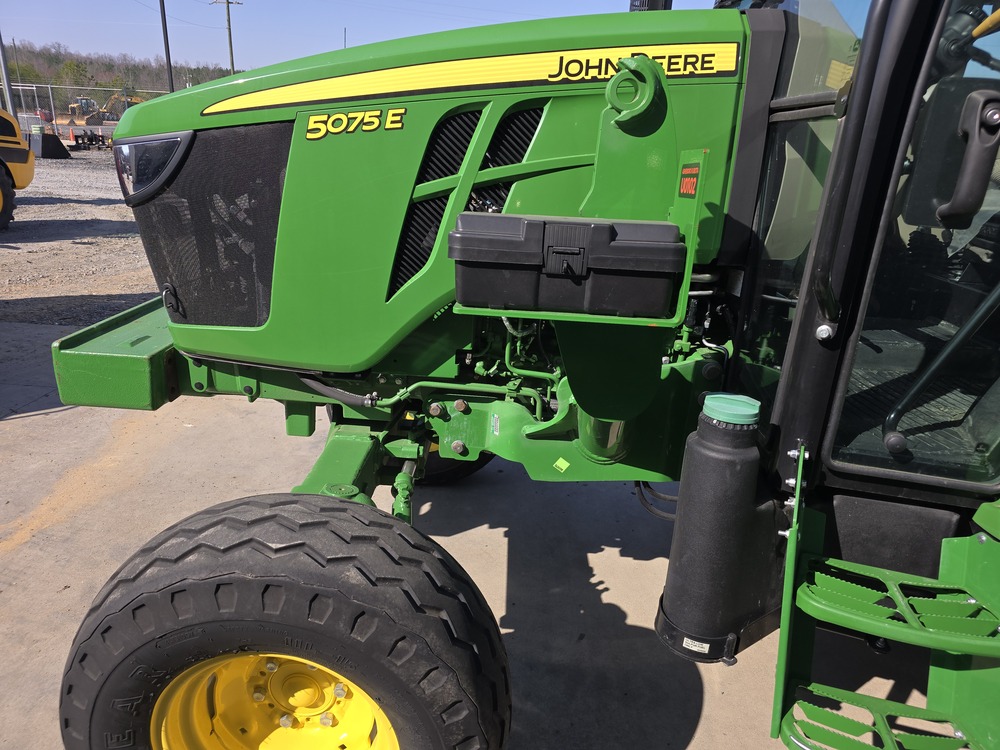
[10,83,168,136]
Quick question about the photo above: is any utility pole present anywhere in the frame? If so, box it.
[0,27,15,114]
[11,39,20,84]
[212,0,242,75]
[159,0,175,92]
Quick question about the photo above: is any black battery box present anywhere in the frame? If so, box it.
[448,212,687,318]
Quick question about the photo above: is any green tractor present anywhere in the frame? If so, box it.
[53,0,1000,747]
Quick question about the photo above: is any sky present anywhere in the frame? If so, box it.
[1,0,715,74]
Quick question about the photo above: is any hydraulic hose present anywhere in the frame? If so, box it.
[298,375,379,408]
[299,375,546,420]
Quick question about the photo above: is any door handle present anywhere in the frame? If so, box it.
[937,89,1000,229]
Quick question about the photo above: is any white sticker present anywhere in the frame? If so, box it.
[491,413,500,436]
[682,637,711,654]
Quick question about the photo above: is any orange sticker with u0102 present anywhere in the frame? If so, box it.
[305,107,406,140]
[679,163,700,198]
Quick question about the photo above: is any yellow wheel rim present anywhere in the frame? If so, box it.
[150,652,400,749]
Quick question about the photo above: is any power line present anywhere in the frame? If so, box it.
[128,0,226,30]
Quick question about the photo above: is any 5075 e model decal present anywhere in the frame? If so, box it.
[204,43,740,116]
[304,108,407,140]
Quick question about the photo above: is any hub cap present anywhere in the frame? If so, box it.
[150,652,400,749]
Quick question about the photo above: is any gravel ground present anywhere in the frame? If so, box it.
[0,148,156,326]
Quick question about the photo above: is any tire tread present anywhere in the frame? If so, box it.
[63,494,510,749]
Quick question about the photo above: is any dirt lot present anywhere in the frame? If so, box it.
[0,148,156,326]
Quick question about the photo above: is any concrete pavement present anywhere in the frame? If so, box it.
[0,320,782,749]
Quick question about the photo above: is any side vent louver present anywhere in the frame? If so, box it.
[416,110,482,183]
[387,196,450,298]
[469,108,544,214]
[387,106,543,299]
[481,108,543,169]
[389,110,482,298]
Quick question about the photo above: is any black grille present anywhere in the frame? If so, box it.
[387,196,450,298]
[480,108,543,169]
[0,117,16,138]
[132,122,292,327]
[416,110,482,183]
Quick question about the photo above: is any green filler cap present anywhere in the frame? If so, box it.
[702,393,761,425]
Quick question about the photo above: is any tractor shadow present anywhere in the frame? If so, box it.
[15,196,123,208]
[0,293,155,327]
[416,462,703,749]
[0,218,138,244]
[0,320,77,420]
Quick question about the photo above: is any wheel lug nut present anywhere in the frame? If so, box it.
[279,714,295,728]
[252,688,266,702]
[265,660,279,672]
[320,712,334,727]
[334,682,348,698]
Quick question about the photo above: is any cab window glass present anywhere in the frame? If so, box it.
[831,4,1000,483]
[740,117,838,419]
[715,0,868,98]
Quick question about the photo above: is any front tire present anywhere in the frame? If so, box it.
[60,494,510,749]
[0,168,15,231]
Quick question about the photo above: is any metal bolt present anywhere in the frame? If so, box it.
[778,529,790,539]
[967,598,978,605]
[319,712,335,727]
[394,378,403,385]
[252,689,266,702]
[785,477,797,488]
[785,498,796,507]
[265,661,279,673]
[787,448,800,460]
[428,402,444,417]
[377,375,387,385]
[984,107,1000,127]
[453,399,469,413]
[279,714,295,728]
[978,533,988,544]
[334,682,348,699]
[243,385,254,395]
[815,324,835,341]
[955,729,966,740]
[451,440,466,455]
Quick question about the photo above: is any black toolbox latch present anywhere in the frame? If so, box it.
[543,222,594,278]
[544,244,588,278]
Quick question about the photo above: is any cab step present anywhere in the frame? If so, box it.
[796,555,1000,659]
[780,682,980,750]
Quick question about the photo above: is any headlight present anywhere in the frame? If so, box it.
[114,131,194,206]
